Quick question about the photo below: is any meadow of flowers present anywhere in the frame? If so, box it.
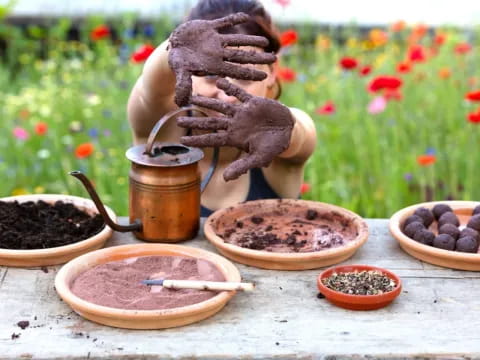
[1,10,480,218]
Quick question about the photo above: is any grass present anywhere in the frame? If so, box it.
[1,16,479,218]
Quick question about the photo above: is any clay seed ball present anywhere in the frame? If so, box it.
[455,236,479,253]
[403,221,426,239]
[473,204,480,216]
[438,212,460,228]
[467,214,480,232]
[433,234,456,251]
[413,207,434,227]
[460,227,479,242]
[432,203,453,221]
[413,229,435,246]
[438,223,460,240]
[403,215,424,229]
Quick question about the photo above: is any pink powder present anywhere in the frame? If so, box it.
[70,256,226,310]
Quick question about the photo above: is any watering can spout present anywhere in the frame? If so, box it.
[69,171,142,233]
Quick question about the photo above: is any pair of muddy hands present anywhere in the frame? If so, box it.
[168,13,294,181]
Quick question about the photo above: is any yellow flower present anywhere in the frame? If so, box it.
[34,186,46,194]
[346,38,358,49]
[11,188,28,196]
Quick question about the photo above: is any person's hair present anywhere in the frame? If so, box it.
[187,0,282,98]
[187,0,281,54]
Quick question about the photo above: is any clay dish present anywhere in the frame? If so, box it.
[55,244,241,329]
[317,264,402,310]
[204,199,369,270]
[389,201,480,271]
[0,194,115,267]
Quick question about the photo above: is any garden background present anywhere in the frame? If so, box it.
[1,0,480,218]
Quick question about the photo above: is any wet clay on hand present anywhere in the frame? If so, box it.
[177,79,294,181]
[168,12,277,107]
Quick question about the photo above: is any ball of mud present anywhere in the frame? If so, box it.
[455,236,479,253]
[404,221,426,239]
[432,204,453,221]
[413,207,434,227]
[438,223,460,240]
[467,214,480,231]
[433,234,456,251]
[413,229,435,246]
[403,215,424,229]
[460,227,479,242]
[438,212,460,228]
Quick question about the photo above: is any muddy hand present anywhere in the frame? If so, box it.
[177,79,294,181]
[168,13,277,107]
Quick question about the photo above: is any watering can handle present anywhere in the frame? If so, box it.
[144,106,219,193]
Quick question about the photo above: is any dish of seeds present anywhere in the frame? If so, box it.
[321,270,397,295]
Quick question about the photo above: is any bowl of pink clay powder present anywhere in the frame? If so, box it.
[204,199,369,270]
[55,244,241,329]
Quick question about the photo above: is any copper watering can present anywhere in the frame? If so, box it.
[70,107,218,242]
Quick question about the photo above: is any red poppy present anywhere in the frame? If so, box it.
[417,154,436,166]
[280,29,298,47]
[277,67,296,82]
[90,25,110,41]
[75,143,95,159]
[455,43,472,55]
[408,45,426,62]
[438,68,451,79]
[468,109,480,123]
[396,62,412,73]
[384,88,403,101]
[434,33,447,46]
[359,65,372,76]
[339,57,358,70]
[368,76,403,92]
[316,101,336,115]
[412,24,428,38]
[131,44,155,63]
[34,122,48,135]
[300,182,311,195]
[465,91,480,102]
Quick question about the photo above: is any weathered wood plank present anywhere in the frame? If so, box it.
[1,218,480,360]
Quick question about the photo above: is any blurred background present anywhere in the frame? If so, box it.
[1,0,480,217]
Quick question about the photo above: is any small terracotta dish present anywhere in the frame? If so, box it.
[0,194,115,267]
[389,201,480,271]
[204,199,369,270]
[55,244,241,329]
[317,264,402,310]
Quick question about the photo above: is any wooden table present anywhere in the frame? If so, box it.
[1,218,480,360]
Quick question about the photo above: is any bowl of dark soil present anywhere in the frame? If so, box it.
[317,264,402,310]
[55,243,241,329]
[204,199,369,270]
[390,201,480,271]
[0,194,114,267]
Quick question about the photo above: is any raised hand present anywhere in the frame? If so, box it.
[177,79,294,181]
[168,12,277,107]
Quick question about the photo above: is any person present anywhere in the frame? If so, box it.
[127,0,317,217]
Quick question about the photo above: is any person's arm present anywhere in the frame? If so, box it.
[277,107,317,164]
[127,40,182,145]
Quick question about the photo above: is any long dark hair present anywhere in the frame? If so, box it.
[187,0,282,97]
[187,0,281,54]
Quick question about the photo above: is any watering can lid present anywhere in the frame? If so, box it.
[126,142,204,167]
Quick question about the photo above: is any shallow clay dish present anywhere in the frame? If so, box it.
[0,194,115,267]
[55,244,241,329]
[317,264,402,310]
[390,201,480,271]
[204,199,369,270]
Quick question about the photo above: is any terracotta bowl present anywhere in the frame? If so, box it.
[317,264,402,310]
[389,200,480,271]
[0,194,115,267]
[204,199,369,270]
[55,244,241,329]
